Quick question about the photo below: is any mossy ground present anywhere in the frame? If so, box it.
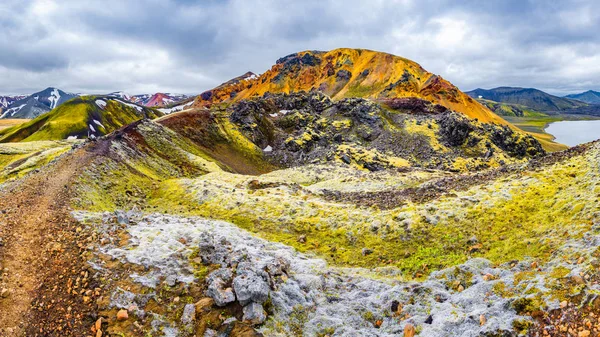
[72,141,600,281]
[0,140,76,183]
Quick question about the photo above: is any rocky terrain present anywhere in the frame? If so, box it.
[0,49,598,337]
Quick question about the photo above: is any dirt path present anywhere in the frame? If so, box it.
[0,147,98,336]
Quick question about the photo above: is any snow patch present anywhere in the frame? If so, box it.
[157,101,194,114]
[48,88,61,109]
[263,145,273,152]
[95,100,107,109]
[93,119,105,129]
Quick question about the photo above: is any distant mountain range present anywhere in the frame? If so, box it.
[466,87,588,112]
[0,88,78,119]
[0,89,190,119]
[108,92,189,107]
[564,90,600,104]
[0,95,26,110]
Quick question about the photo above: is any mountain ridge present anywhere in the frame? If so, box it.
[193,48,507,125]
[466,86,588,112]
[565,90,600,104]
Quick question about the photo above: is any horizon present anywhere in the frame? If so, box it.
[2,1,600,96]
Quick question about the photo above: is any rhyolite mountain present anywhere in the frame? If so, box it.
[466,87,588,112]
[194,49,505,124]
[565,90,600,104]
[108,92,188,107]
[0,87,78,119]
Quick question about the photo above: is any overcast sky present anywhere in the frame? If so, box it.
[1,0,600,96]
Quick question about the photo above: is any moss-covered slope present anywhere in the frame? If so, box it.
[0,96,162,143]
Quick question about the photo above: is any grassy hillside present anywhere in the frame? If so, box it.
[0,96,162,143]
[194,48,507,125]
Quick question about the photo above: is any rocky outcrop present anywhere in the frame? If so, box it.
[226,92,544,171]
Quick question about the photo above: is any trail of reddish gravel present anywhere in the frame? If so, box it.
[0,147,99,336]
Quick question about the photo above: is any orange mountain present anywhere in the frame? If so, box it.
[194,48,506,124]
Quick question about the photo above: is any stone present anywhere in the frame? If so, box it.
[362,248,373,256]
[560,300,568,309]
[194,297,214,312]
[0,288,9,298]
[116,309,129,321]
[95,318,102,331]
[207,283,235,307]
[206,268,236,306]
[404,323,416,337]
[424,315,433,324]
[243,302,267,324]
[115,210,129,225]
[181,304,195,325]
[233,270,270,305]
[482,273,494,281]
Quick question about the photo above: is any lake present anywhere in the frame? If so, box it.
[545,120,600,147]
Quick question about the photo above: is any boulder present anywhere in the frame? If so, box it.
[243,302,267,324]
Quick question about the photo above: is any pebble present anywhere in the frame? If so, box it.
[404,323,416,337]
[116,309,129,321]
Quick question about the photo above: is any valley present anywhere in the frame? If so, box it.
[1,48,600,337]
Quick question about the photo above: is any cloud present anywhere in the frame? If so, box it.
[1,0,600,95]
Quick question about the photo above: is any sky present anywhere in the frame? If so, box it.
[1,0,600,96]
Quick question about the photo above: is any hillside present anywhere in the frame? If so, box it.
[565,90,600,104]
[0,88,78,119]
[0,96,161,142]
[466,87,587,112]
[0,103,595,336]
[193,49,506,124]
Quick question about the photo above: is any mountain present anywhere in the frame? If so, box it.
[109,92,189,107]
[0,87,78,119]
[141,93,188,107]
[0,96,161,142]
[193,49,505,124]
[466,87,587,112]
[0,95,26,110]
[565,90,600,104]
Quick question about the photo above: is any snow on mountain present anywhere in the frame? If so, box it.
[0,87,78,119]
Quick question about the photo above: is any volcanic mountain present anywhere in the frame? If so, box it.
[0,87,78,119]
[193,48,505,124]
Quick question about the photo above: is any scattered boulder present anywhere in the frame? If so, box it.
[233,267,270,305]
[242,302,267,324]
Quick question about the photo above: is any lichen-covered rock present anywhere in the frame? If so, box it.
[206,268,236,306]
[233,266,270,305]
[243,302,267,324]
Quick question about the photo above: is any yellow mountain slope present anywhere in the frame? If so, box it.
[194,48,507,125]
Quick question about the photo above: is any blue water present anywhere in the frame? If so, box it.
[545,120,600,147]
